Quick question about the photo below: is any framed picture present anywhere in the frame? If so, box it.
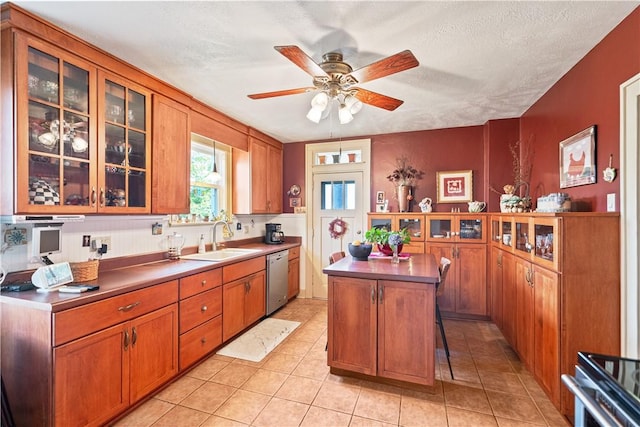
[559,126,596,188]
[376,191,385,204]
[376,203,386,212]
[437,170,473,203]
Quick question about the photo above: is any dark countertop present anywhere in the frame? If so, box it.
[323,253,440,284]
[0,241,300,312]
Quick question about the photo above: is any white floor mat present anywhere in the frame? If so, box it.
[216,318,301,362]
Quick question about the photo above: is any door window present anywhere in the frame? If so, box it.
[321,180,355,210]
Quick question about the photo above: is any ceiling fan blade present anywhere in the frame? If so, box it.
[348,50,419,84]
[352,88,404,111]
[248,87,316,99]
[275,45,328,77]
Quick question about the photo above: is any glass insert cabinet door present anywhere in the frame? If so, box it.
[18,37,97,213]
[98,72,150,212]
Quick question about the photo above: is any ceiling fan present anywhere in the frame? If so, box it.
[248,46,419,124]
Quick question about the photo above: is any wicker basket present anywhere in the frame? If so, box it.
[70,260,99,282]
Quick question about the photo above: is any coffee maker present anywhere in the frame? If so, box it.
[265,223,285,244]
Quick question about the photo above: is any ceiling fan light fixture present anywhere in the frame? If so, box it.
[344,94,363,115]
[338,103,354,124]
[310,91,329,109]
[307,106,323,123]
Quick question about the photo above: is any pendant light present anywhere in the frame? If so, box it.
[207,140,221,183]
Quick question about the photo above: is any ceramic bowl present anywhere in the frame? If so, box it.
[348,243,372,261]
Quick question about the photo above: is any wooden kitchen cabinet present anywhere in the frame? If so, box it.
[152,94,191,214]
[13,34,98,214]
[232,133,283,214]
[178,267,223,370]
[328,276,435,385]
[222,256,266,341]
[368,213,425,253]
[492,213,619,416]
[8,32,153,214]
[425,214,488,317]
[287,246,300,299]
[490,245,503,329]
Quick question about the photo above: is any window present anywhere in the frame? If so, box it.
[320,180,355,210]
[189,134,231,220]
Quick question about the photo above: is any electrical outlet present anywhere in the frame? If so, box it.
[91,236,111,251]
[607,193,616,212]
[82,235,91,247]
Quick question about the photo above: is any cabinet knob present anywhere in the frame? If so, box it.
[201,337,207,344]
[201,280,207,286]
[201,305,207,312]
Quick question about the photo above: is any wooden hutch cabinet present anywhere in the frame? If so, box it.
[489,213,620,417]
[367,213,425,253]
[425,213,488,317]
[10,34,152,214]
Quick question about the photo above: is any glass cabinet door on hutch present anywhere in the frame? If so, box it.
[532,217,560,272]
[16,36,97,213]
[98,72,151,212]
[426,214,486,243]
[398,215,424,241]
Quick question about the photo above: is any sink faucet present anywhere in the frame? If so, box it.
[211,220,233,251]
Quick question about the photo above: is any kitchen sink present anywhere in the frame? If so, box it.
[182,248,262,262]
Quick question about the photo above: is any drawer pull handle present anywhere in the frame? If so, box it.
[201,305,207,312]
[118,301,141,312]
[201,337,207,344]
[201,280,206,286]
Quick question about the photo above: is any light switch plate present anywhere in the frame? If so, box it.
[607,193,616,212]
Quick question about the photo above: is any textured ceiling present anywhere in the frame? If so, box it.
[13,1,639,143]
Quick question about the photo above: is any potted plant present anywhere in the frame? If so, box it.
[364,227,410,256]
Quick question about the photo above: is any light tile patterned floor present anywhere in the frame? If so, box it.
[113,299,569,426]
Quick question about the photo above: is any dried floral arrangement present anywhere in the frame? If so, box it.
[386,156,422,186]
[490,139,534,197]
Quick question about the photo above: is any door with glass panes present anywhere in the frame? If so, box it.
[312,172,364,298]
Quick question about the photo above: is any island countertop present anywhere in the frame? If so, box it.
[323,253,440,284]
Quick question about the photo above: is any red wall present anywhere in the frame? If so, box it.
[282,7,640,214]
[521,7,640,212]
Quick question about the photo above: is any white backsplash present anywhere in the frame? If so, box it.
[0,213,307,275]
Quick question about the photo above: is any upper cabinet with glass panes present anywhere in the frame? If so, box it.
[12,34,151,214]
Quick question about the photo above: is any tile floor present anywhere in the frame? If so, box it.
[113,299,569,426]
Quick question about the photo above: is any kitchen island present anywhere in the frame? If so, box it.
[323,253,440,386]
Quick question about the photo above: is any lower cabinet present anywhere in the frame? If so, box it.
[222,270,266,341]
[426,242,488,317]
[287,246,300,299]
[178,268,223,370]
[53,294,178,426]
[327,276,435,385]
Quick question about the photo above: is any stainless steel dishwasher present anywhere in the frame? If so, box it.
[266,249,289,315]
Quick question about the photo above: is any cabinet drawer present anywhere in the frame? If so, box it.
[180,268,222,299]
[223,256,265,283]
[179,287,222,333]
[403,242,425,254]
[289,246,300,259]
[179,315,222,370]
[54,280,178,346]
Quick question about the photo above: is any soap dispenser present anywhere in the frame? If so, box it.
[198,234,206,253]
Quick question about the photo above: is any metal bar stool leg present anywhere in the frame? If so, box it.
[436,303,454,380]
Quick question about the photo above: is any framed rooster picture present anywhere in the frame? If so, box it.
[559,125,596,188]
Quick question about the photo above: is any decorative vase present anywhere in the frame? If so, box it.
[391,245,400,264]
[397,185,412,212]
[318,155,326,164]
[348,153,356,162]
[332,154,340,164]
[377,243,403,256]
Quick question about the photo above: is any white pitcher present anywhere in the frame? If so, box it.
[419,197,433,213]
[468,201,486,213]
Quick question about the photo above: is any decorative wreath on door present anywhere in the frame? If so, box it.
[328,218,348,239]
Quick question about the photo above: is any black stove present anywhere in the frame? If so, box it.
[563,352,640,427]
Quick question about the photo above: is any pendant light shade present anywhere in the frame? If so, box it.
[207,140,221,183]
